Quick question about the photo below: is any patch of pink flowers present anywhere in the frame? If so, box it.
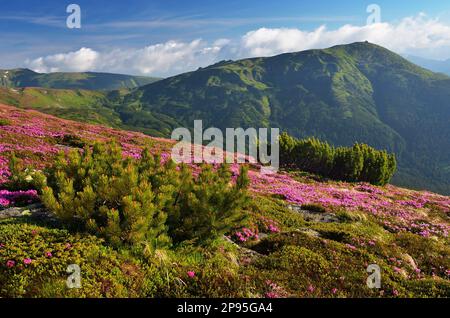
[258,216,280,234]
[0,189,39,207]
[249,170,450,238]
[233,227,259,242]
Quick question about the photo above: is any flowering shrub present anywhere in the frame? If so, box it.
[250,171,450,238]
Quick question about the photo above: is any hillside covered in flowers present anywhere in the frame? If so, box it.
[0,103,449,298]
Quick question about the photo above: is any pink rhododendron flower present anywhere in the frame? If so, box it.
[345,244,356,250]
[187,271,195,278]
[6,260,15,268]
[45,251,52,258]
[23,258,32,265]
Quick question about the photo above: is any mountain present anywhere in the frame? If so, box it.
[0,68,160,91]
[1,43,449,194]
[404,55,450,76]
[121,42,450,194]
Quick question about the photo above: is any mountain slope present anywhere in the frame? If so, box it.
[405,55,450,76]
[122,42,450,194]
[0,103,449,298]
[0,87,121,127]
[0,68,160,91]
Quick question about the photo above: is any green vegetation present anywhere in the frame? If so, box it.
[0,87,122,127]
[35,143,249,247]
[279,133,397,185]
[168,163,250,243]
[0,68,160,91]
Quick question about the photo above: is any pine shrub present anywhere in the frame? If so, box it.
[279,132,396,185]
[37,142,250,247]
[38,143,171,248]
[168,164,250,244]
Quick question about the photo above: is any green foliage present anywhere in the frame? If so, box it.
[38,143,172,248]
[279,132,397,185]
[168,164,250,244]
[279,134,335,176]
[0,118,11,126]
[4,154,46,191]
[395,232,450,277]
[37,142,249,247]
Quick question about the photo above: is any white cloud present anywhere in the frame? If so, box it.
[26,47,99,73]
[240,14,450,59]
[25,14,450,76]
[26,40,228,77]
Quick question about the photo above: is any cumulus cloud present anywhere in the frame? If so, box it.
[240,14,450,59]
[26,47,99,73]
[25,14,450,76]
[26,39,228,77]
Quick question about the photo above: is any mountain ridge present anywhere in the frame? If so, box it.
[0,68,161,91]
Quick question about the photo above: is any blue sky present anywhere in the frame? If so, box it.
[1,0,450,76]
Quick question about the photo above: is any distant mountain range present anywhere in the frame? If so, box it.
[1,42,449,194]
[0,68,160,91]
[404,55,450,76]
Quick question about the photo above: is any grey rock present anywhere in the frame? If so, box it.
[0,203,53,220]
[288,205,340,223]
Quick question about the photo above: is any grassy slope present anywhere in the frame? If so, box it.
[0,87,123,127]
[0,68,160,91]
[0,104,449,298]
